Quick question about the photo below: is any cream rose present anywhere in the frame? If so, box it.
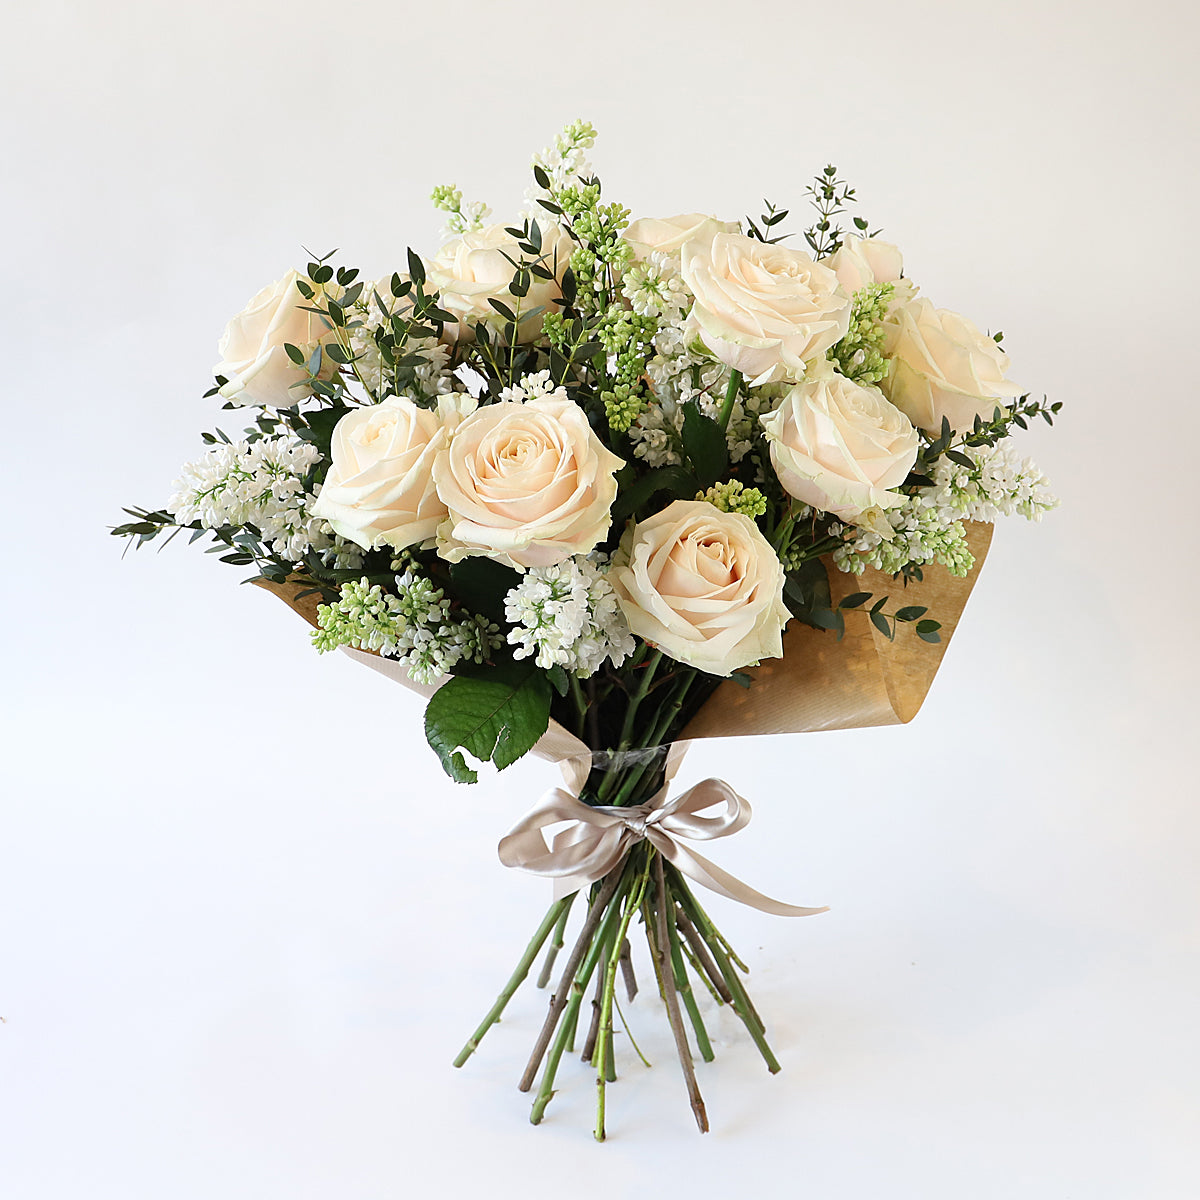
[681,233,851,385]
[215,270,336,408]
[432,397,623,569]
[624,213,738,260]
[427,222,571,343]
[311,396,472,551]
[825,235,916,308]
[610,500,789,677]
[761,363,919,524]
[883,297,1023,433]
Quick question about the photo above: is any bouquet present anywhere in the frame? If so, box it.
[116,122,1058,1138]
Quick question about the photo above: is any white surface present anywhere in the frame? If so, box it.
[3,1,1199,1196]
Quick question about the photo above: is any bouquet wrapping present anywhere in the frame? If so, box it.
[117,122,1055,1137]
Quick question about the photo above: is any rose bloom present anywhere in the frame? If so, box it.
[883,297,1023,433]
[681,232,851,385]
[215,270,337,408]
[761,363,918,524]
[825,234,915,304]
[427,222,571,344]
[610,500,790,677]
[432,396,623,569]
[311,395,474,552]
[624,213,738,260]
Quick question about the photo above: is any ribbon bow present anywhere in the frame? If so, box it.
[498,746,827,918]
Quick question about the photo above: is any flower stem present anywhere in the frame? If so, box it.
[666,907,715,1063]
[520,864,628,1093]
[453,893,575,1068]
[716,368,743,432]
[672,871,778,1072]
[536,895,575,989]
[650,854,709,1133]
[675,905,733,1004]
[595,858,651,1141]
[530,870,632,1124]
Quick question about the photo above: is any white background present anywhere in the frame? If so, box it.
[3,1,1198,1196]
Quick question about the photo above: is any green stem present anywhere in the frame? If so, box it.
[665,904,715,1063]
[671,874,778,1072]
[595,858,651,1141]
[568,674,588,739]
[454,894,574,1068]
[536,894,576,990]
[530,863,633,1124]
[520,866,627,1093]
[650,855,709,1133]
[716,368,743,432]
[595,651,663,804]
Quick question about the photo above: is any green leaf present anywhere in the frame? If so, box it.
[783,558,833,627]
[449,557,521,625]
[946,450,975,469]
[729,671,753,689]
[839,592,871,610]
[406,248,426,287]
[895,605,928,622]
[869,609,893,639]
[547,665,569,697]
[681,402,728,488]
[611,464,699,522]
[488,297,517,321]
[284,342,306,365]
[424,663,552,783]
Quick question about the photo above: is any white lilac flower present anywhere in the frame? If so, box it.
[931,442,1059,522]
[526,120,597,216]
[504,557,634,677]
[498,370,568,405]
[312,570,501,686]
[832,494,975,578]
[167,436,334,565]
[430,183,493,238]
[621,251,690,321]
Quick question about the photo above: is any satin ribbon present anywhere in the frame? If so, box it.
[498,745,827,918]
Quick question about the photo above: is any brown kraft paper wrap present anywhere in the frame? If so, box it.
[254,520,992,753]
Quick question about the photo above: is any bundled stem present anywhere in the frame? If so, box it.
[457,832,784,1136]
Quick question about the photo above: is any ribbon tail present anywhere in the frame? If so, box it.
[652,834,828,918]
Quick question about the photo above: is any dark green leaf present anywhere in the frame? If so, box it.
[406,248,426,286]
[895,605,928,622]
[547,665,569,697]
[681,402,728,487]
[611,464,699,522]
[449,557,521,625]
[839,592,871,609]
[424,663,552,783]
[870,609,893,638]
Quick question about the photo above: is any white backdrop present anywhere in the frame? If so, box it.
[4,1,1198,1196]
